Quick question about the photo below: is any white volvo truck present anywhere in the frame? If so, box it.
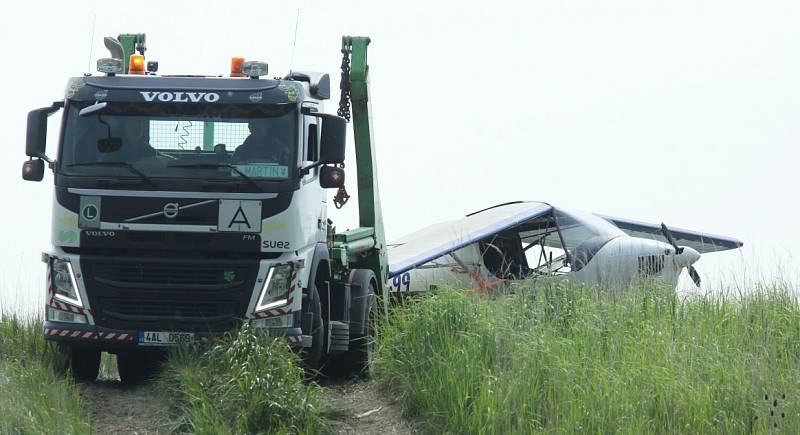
[22,33,387,383]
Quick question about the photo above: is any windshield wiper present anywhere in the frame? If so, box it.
[67,161,156,187]
[166,163,261,191]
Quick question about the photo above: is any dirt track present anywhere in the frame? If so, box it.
[79,376,417,434]
[320,378,419,434]
[80,380,171,434]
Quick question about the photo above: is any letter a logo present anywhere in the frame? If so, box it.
[218,200,261,232]
[228,205,251,229]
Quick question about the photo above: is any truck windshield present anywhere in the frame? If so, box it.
[59,101,298,183]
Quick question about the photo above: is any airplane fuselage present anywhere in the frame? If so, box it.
[389,235,701,294]
[386,202,737,295]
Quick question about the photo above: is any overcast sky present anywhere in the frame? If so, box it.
[1,1,798,312]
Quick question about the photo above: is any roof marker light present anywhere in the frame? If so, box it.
[243,61,268,79]
[129,54,145,75]
[231,56,245,77]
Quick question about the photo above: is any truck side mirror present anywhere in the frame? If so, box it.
[22,159,45,182]
[319,114,346,164]
[320,165,345,188]
[26,108,49,158]
[26,102,63,158]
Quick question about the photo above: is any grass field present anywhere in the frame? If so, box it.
[4,281,800,434]
[0,314,327,434]
[0,314,92,434]
[159,325,328,434]
[376,282,800,434]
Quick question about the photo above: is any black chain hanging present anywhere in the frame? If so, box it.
[333,186,350,209]
[337,45,352,122]
[333,43,353,209]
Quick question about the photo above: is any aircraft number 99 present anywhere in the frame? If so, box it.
[391,272,411,293]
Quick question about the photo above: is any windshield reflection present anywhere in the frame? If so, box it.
[59,101,297,183]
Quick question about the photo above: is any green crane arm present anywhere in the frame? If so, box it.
[340,36,389,295]
[116,33,146,73]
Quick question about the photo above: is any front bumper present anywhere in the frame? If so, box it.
[43,320,307,349]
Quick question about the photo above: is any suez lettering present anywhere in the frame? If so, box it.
[139,91,220,103]
[241,235,291,250]
[239,233,291,250]
[262,240,291,250]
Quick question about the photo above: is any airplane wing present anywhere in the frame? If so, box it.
[388,202,553,278]
[597,214,743,253]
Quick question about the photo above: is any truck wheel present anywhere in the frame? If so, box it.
[69,348,101,382]
[301,283,324,372]
[344,280,378,377]
[117,350,162,385]
[323,273,379,379]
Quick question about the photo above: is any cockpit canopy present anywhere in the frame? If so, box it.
[479,206,626,277]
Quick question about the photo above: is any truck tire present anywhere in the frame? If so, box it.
[70,348,101,382]
[117,350,162,385]
[343,279,378,377]
[301,283,324,372]
[326,272,378,378]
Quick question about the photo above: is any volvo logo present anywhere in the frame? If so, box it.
[163,203,180,219]
[124,199,215,223]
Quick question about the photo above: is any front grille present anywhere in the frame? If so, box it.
[93,263,234,287]
[81,256,258,331]
[102,297,236,319]
[638,255,665,277]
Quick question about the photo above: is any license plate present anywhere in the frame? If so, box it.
[138,331,194,346]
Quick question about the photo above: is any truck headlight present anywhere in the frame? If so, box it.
[256,264,293,311]
[51,259,83,307]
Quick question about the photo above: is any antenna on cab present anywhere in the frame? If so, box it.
[289,8,301,74]
[86,13,97,75]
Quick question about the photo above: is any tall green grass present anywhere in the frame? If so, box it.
[0,313,64,370]
[0,314,91,434]
[160,325,327,434]
[377,282,800,434]
[0,313,327,434]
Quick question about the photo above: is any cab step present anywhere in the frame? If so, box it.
[328,321,350,354]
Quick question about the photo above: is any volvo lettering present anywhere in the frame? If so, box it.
[139,91,221,103]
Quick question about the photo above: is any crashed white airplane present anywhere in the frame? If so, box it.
[387,202,742,293]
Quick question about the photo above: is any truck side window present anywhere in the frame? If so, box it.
[307,123,318,162]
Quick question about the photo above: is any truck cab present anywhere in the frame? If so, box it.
[23,34,383,383]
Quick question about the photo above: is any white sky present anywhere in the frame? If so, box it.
[1,1,798,311]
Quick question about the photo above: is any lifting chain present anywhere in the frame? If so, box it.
[334,41,353,209]
[337,44,352,123]
[333,186,351,209]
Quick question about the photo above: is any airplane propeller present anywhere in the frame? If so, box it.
[687,265,701,287]
[661,223,701,287]
[660,223,683,254]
